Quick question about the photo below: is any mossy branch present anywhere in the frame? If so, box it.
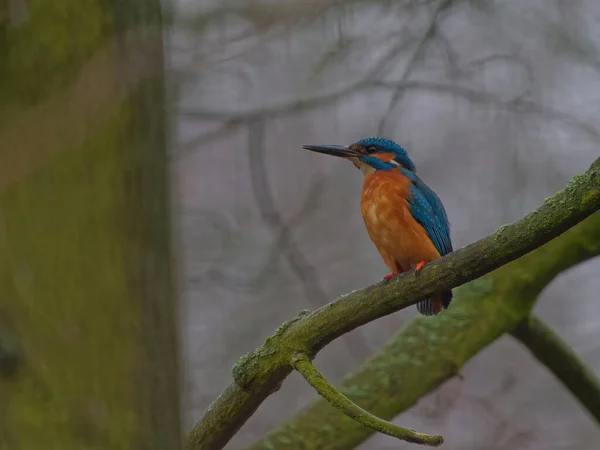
[187,156,600,450]
[291,353,443,447]
[512,315,600,423]
[248,212,600,450]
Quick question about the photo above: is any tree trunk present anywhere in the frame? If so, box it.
[0,1,181,449]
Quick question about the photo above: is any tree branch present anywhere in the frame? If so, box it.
[511,315,600,424]
[377,0,454,135]
[291,352,444,447]
[186,156,600,450]
[247,211,600,450]
[177,79,600,152]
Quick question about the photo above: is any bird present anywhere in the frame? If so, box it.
[302,137,453,315]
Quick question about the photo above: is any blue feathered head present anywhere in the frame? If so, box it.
[302,136,416,172]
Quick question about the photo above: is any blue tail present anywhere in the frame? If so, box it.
[416,290,453,316]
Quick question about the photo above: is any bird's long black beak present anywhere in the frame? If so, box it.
[302,144,361,158]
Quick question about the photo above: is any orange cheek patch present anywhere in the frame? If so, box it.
[373,152,397,163]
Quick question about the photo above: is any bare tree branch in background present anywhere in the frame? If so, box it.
[512,315,600,423]
[184,209,284,294]
[175,0,429,80]
[177,76,600,154]
[190,146,326,296]
[177,1,461,152]
[377,0,454,135]
[203,180,325,294]
[176,0,600,160]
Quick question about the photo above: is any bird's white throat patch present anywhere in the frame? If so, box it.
[348,157,399,176]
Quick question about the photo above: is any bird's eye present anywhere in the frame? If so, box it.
[367,146,377,153]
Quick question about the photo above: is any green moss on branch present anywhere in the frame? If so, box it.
[291,353,443,447]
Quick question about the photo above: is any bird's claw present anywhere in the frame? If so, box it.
[414,261,426,276]
[383,272,401,281]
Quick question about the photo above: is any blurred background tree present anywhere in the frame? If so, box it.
[173,0,600,449]
[0,0,180,449]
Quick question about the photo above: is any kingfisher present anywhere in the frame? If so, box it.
[302,137,453,315]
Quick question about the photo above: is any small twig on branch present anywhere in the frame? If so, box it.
[291,352,444,446]
[511,315,600,424]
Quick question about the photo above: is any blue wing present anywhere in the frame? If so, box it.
[400,169,452,256]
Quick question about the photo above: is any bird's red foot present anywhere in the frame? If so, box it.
[383,272,401,281]
[414,261,426,276]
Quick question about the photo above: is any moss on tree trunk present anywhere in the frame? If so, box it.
[0,1,180,449]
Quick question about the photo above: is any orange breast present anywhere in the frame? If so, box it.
[360,170,440,272]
